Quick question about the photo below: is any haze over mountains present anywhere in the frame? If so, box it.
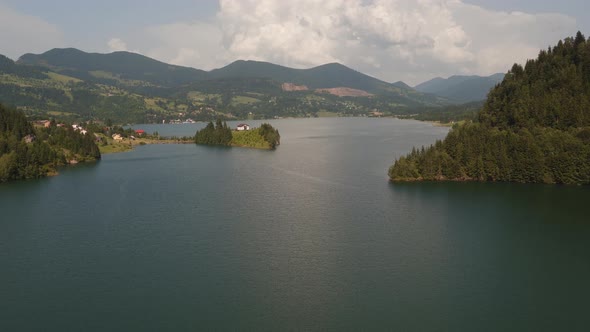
[1,47,500,123]
[414,74,505,102]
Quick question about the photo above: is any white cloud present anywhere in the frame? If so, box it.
[142,21,229,70]
[0,4,65,59]
[211,0,578,84]
[107,38,128,52]
[451,3,577,76]
[100,0,579,85]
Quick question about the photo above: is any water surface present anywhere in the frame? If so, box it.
[1,118,589,331]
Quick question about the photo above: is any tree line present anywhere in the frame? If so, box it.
[194,119,233,145]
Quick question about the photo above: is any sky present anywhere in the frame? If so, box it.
[1,0,588,85]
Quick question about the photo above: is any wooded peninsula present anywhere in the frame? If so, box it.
[0,103,100,182]
[389,32,590,185]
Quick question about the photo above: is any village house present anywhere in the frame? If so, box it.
[112,134,124,141]
[23,134,36,143]
[134,129,145,136]
[236,124,250,131]
[33,120,51,128]
[71,124,88,135]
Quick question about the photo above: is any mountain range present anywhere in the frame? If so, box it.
[414,73,505,102]
[1,48,495,123]
[17,48,418,95]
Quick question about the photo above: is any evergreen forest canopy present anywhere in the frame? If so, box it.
[194,119,233,146]
[0,103,100,183]
[389,32,590,185]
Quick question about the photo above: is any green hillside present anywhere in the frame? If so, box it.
[389,32,590,185]
[2,48,457,123]
[207,60,397,93]
[18,48,208,87]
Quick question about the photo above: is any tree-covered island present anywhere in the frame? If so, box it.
[389,32,590,185]
[195,119,280,149]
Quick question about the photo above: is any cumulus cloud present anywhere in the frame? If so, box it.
[105,0,579,85]
[0,4,65,59]
[107,38,128,52]
[213,0,578,84]
[452,3,576,77]
[143,21,229,70]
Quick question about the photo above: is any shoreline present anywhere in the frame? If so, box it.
[99,138,193,154]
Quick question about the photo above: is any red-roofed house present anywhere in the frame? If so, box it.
[135,129,146,136]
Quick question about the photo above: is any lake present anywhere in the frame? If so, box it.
[1,118,589,331]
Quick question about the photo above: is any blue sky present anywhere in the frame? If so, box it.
[1,0,588,84]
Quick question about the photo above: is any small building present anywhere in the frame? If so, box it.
[24,134,36,143]
[236,124,250,131]
[135,129,146,136]
[112,134,124,141]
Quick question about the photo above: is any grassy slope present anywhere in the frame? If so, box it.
[230,129,271,149]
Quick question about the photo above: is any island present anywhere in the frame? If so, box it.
[195,119,280,150]
[389,32,590,185]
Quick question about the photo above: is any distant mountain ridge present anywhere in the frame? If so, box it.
[1,48,452,123]
[414,73,505,102]
[14,48,452,109]
[210,60,397,94]
[18,49,401,95]
[18,48,209,87]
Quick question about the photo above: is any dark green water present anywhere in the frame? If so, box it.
[1,118,589,331]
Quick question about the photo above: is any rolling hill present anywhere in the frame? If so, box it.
[2,48,456,123]
[19,49,443,99]
[211,60,405,95]
[18,48,208,87]
[414,73,505,102]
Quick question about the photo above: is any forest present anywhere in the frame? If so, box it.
[389,32,590,185]
[194,119,233,146]
[0,103,100,182]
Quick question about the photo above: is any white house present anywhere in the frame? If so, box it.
[236,124,250,131]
